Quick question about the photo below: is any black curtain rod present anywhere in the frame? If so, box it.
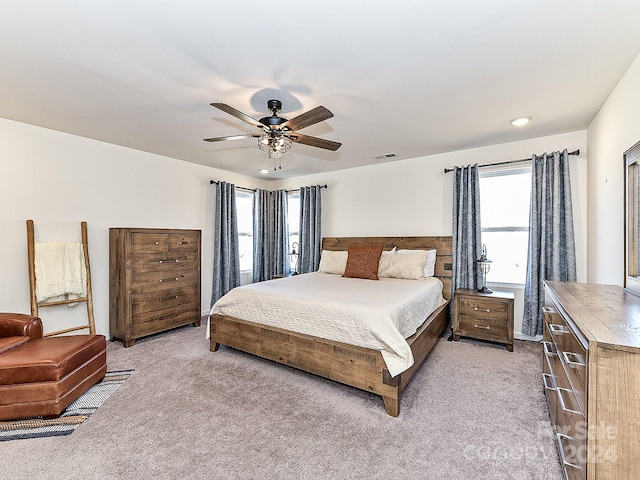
[443,149,580,174]
[209,180,327,193]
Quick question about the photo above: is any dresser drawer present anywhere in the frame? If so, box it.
[131,286,200,316]
[458,314,509,338]
[130,271,199,294]
[130,303,200,335]
[168,232,199,252]
[458,297,509,320]
[131,252,199,274]
[131,233,169,253]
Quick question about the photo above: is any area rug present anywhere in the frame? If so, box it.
[0,369,133,441]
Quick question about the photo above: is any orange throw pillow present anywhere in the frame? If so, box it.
[342,246,384,280]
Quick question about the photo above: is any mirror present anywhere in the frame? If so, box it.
[625,141,640,295]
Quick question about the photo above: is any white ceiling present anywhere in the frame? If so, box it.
[2,1,640,180]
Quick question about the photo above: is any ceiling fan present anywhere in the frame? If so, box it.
[203,99,342,158]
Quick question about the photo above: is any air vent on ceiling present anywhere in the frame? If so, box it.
[373,152,397,160]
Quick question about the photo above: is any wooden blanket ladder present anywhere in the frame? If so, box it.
[27,219,96,336]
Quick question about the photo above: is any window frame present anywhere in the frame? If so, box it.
[479,165,532,287]
[235,190,254,274]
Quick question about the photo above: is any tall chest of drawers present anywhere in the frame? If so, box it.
[109,228,201,347]
[543,281,640,480]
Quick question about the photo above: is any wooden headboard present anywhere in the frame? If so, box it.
[321,236,453,300]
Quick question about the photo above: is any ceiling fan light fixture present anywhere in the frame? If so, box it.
[258,132,292,156]
[510,115,532,127]
[205,100,341,171]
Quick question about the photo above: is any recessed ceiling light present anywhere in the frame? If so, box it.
[259,169,269,174]
[510,116,532,127]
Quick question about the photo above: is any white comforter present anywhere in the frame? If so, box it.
[209,272,446,377]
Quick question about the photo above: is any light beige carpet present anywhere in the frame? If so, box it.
[0,323,563,480]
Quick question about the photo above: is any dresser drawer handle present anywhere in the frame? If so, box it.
[561,351,585,368]
[154,241,159,245]
[474,324,490,330]
[557,387,582,415]
[548,323,568,335]
[542,341,557,357]
[177,241,189,245]
[159,295,180,302]
[542,373,556,391]
[159,277,180,283]
[556,433,582,470]
[474,307,490,312]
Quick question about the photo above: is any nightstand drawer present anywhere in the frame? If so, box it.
[458,297,509,320]
[458,314,508,333]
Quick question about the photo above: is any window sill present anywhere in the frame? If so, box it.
[487,281,525,290]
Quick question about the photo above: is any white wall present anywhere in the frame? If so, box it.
[274,130,588,338]
[587,52,640,285]
[1,115,588,340]
[0,117,269,336]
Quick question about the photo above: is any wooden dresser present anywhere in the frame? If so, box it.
[543,281,640,480]
[453,289,514,351]
[109,228,201,347]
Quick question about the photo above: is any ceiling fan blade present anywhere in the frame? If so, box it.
[203,133,259,143]
[210,103,263,128]
[290,133,341,151]
[282,106,334,131]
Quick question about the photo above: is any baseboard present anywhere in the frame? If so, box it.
[515,332,542,342]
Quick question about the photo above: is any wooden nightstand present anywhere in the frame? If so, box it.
[453,289,514,351]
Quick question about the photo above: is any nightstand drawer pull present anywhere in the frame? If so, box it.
[474,307,490,312]
[159,277,180,283]
[474,323,490,330]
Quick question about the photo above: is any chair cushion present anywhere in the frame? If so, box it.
[0,335,106,386]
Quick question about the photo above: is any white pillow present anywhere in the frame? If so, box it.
[397,249,437,277]
[318,250,348,275]
[378,251,428,280]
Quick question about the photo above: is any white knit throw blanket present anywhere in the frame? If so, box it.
[34,241,87,304]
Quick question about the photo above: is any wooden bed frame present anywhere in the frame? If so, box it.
[209,236,452,417]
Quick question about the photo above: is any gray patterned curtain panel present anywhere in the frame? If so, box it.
[299,185,322,274]
[211,181,240,307]
[522,150,577,336]
[253,189,289,282]
[452,164,482,298]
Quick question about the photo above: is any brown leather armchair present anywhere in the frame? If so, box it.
[0,313,107,421]
[0,313,43,350]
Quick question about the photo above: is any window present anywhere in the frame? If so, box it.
[479,167,531,285]
[287,191,300,270]
[235,191,253,272]
[235,190,299,277]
